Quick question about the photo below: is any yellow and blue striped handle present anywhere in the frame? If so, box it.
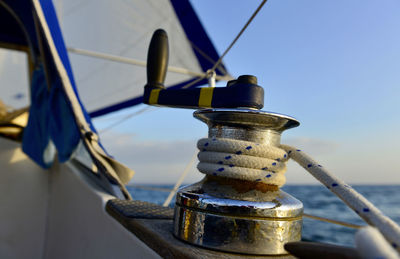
[144,83,264,110]
[148,89,161,105]
[198,87,214,107]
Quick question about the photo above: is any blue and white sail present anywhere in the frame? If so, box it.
[53,0,230,117]
[0,0,91,168]
[0,0,228,198]
[0,0,133,198]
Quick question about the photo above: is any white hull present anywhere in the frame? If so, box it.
[0,137,160,259]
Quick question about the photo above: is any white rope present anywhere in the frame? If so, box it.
[196,137,400,252]
[282,145,400,253]
[197,138,288,186]
[67,47,232,81]
[355,226,400,259]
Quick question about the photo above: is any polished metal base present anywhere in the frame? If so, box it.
[173,181,303,255]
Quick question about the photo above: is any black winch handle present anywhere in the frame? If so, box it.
[144,30,264,110]
[145,29,169,90]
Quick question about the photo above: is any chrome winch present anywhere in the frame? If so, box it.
[173,108,303,255]
[143,29,303,255]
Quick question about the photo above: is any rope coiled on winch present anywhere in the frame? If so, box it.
[197,137,400,252]
[197,138,288,186]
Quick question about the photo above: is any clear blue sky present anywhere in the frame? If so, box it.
[94,0,400,185]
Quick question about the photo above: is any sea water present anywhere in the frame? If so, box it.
[127,185,400,247]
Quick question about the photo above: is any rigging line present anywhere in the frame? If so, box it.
[93,104,146,121]
[67,47,231,81]
[181,75,207,89]
[163,151,198,207]
[303,213,363,229]
[210,0,267,72]
[98,106,156,134]
[190,41,229,76]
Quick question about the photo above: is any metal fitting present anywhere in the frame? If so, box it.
[173,108,303,255]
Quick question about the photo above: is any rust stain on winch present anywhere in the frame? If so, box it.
[205,175,279,193]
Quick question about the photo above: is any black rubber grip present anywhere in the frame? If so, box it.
[145,29,169,90]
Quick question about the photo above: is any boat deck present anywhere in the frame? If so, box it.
[106,198,295,259]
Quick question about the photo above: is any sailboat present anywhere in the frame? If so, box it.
[0,0,399,258]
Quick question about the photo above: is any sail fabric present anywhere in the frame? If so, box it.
[0,0,226,182]
[21,0,134,196]
[52,0,228,117]
[21,0,95,168]
[0,0,228,117]
[0,0,99,168]
[22,64,80,167]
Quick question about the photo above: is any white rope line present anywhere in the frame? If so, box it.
[355,227,400,259]
[197,138,288,187]
[196,137,400,252]
[282,145,400,253]
[67,47,232,81]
